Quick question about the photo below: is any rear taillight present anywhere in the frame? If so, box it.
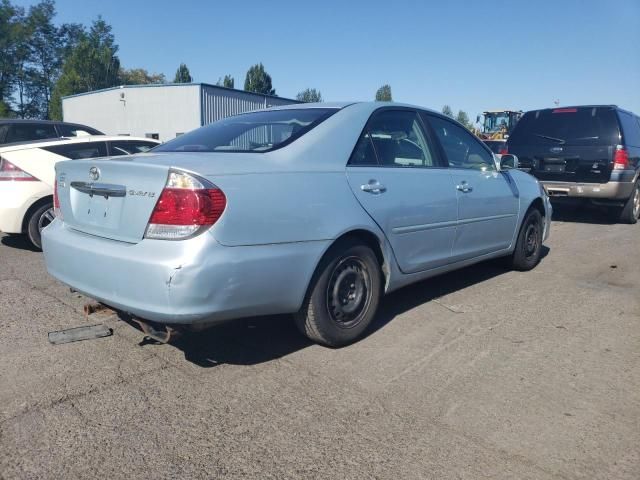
[499,146,509,155]
[0,157,38,181]
[145,170,226,240]
[613,145,629,170]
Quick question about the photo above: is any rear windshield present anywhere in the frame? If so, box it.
[154,108,337,153]
[508,107,620,146]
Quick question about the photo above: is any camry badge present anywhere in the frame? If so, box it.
[550,146,563,154]
[89,166,100,181]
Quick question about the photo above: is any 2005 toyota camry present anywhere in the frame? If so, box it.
[43,102,551,347]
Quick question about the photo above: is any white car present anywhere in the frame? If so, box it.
[0,135,160,249]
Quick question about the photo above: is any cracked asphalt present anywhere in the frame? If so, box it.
[1,205,639,479]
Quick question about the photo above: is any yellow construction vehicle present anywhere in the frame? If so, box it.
[477,110,523,140]
[475,110,523,153]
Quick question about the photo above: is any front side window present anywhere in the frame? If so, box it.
[43,142,107,160]
[109,141,157,156]
[154,108,337,153]
[349,110,437,167]
[425,115,496,171]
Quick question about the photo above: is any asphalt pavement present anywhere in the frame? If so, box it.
[1,205,638,479]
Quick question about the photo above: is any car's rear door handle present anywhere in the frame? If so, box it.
[456,182,473,193]
[361,180,386,194]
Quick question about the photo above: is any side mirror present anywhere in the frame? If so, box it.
[500,154,519,170]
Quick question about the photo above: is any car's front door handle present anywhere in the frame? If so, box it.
[361,181,386,194]
[456,182,473,193]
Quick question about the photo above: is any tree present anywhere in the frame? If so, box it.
[119,68,165,85]
[173,63,192,83]
[441,105,454,118]
[23,0,67,119]
[0,0,23,115]
[296,88,322,103]
[456,110,472,129]
[49,17,120,119]
[216,74,234,88]
[244,63,275,95]
[375,84,392,101]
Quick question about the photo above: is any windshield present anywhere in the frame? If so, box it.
[154,108,338,153]
[483,113,510,133]
[508,107,620,146]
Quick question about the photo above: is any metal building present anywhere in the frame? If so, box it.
[62,83,299,142]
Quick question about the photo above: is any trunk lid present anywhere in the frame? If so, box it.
[55,158,170,243]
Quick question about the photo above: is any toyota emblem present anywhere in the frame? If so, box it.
[89,166,100,181]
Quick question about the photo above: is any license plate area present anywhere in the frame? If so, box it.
[84,195,110,225]
[70,188,125,231]
[543,157,566,173]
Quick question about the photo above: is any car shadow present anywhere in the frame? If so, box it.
[122,312,312,368]
[551,202,617,225]
[131,247,549,368]
[0,234,39,252]
[365,246,549,339]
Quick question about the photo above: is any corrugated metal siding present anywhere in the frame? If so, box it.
[200,85,298,125]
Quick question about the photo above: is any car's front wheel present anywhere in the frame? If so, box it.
[295,241,382,347]
[510,208,543,271]
[26,202,54,250]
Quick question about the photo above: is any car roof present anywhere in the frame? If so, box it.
[261,101,451,118]
[0,135,160,153]
[524,104,638,117]
[0,118,89,126]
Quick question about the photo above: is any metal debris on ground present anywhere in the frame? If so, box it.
[48,324,113,345]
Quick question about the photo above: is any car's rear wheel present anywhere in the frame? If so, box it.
[26,202,54,250]
[510,208,543,271]
[295,241,382,347]
[615,180,639,224]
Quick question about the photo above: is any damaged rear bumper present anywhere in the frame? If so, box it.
[42,220,329,325]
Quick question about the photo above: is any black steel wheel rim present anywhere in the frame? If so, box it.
[523,218,540,259]
[38,207,55,233]
[326,256,372,329]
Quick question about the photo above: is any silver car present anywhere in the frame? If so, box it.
[43,102,551,347]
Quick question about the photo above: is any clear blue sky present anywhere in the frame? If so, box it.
[16,0,640,119]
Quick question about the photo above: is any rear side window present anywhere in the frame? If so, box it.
[508,107,620,146]
[425,115,496,171]
[43,142,107,160]
[349,110,438,167]
[154,108,337,153]
[617,112,640,147]
[57,124,101,137]
[109,141,157,156]
[6,123,58,143]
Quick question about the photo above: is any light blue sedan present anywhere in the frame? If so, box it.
[43,102,551,347]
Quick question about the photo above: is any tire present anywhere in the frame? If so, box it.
[295,241,382,347]
[615,181,639,224]
[510,208,543,271]
[26,202,54,250]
